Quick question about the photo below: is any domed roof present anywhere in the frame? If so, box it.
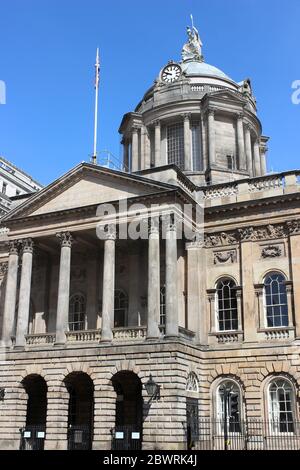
[181,60,231,80]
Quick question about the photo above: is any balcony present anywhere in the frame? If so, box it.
[25,333,56,346]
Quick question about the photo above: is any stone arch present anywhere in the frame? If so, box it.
[261,372,300,422]
[210,373,246,422]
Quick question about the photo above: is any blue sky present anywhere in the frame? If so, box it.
[0,0,299,185]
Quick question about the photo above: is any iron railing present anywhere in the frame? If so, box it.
[67,425,92,450]
[112,425,142,450]
[192,419,300,450]
[20,425,46,450]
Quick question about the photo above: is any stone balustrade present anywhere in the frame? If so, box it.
[258,327,295,341]
[25,333,56,345]
[201,171,300,206]
[112,327,147,341]
[65,329,101,343]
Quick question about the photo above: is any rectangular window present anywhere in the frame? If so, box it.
[2,182,7,195]
[227,155,235,170]
[191,121,202,171]
[167,122,184,169]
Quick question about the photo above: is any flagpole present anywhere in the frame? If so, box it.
[92,48,100,165]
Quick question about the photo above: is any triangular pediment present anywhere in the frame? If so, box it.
[2,163,175,221]
[209,89,247,103]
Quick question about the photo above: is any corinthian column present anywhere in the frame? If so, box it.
[15,238,34,347]
[183,114,191,171]
[131,127,139,172]
[165,216,178,337]
[101,228,116,342]
[55,232,72,344]
[1,241,19,346]
[245,124,253,177]
[253,139,261,176]
[207,109,216,166]
[236,113,246,170]
[147,218,160,339]
[154,120,161,167]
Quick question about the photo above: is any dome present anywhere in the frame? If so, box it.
[181,60,231,80]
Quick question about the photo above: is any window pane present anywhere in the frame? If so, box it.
[167,123,184,169]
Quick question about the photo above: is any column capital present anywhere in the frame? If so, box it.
[245,122,252,132]
[148,217,160,236]
[8,240,19,255]
[56,231,73,248]
[161,213,177,232]
[181,112,191,121]
[207,108,215,117]
[104,225,117,241]
[19,238,34,254]
[131,125,139,134]
[151,119,160,127]
[236,112,244,120]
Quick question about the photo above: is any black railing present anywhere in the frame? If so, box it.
[112,425,142,450]
[20,425,46,450]
[67,425,92,450]
[192,419,300,450]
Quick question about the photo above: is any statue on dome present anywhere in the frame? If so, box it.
[182,16,204,62]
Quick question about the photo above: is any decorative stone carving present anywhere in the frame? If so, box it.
[19,238,34,254]
[205,231,238,247]
[287,220,300,235]
[56,231,73,247]
[8,240,19,255]
[0,262,8,276]
[181,23,203,62]
[261,245,282,258]
[214,250,236,264]
[203,184,238,200]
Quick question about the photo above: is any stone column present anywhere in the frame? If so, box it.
[185,241,203,341]
[183,113,191,171]
[101,229,116,342]
[245,124,253,176]
[147,219,160,339]
[131,127,139,172]
[207,109,216,166]
[288,229,300,338]
[122,139,129,172]
[237,113,246,170]
[144,127,151,169]
[253,139,261,176]
[260,144,268,175]
[55,232,72,344]
[154,120,161,167]
[15,238,34,347]
[207,289,217,333]
[1,240,19,347]
[165,216,178,337]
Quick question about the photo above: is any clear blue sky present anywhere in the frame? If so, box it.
[0,0,299,185]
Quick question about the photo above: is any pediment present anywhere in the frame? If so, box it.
[209,89,247,103]
[2,163,173,221]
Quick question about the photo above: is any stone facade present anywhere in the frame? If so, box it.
[0,27,299,451]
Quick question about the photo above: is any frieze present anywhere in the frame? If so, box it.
[205,220,300,247]
[0,262,8,276]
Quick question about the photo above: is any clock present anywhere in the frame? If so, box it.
[161,63,182,84]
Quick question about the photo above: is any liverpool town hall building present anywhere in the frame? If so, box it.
[0,26,300,451]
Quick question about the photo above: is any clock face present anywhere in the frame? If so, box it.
[161,64,182,83]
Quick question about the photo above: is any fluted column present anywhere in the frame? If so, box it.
[260,144,268,175]
[183,114,191,171]
[245,124,253,177]
[131,127,139,172]
[122,139,129,172]
[154,120,161,167]
[207,109,216,166]
[15,239,34,347]
[101,228,116,342]
[253,139,261,176]
[55,232,72,344]
[147,219,160,339]
[237,113,246,170]
[1,241,19,346]
[165,216,178,337]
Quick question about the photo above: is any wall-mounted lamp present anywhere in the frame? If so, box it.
[144,374,160,400]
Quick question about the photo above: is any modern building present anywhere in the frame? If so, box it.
[0,25,300,451]
[0,156,43,217]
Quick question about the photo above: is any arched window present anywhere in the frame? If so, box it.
[160,285,166,326]
[114,290,128,328]
[268,379,295,433]
[264,273,288,327]
[186,372,199,393]
[69,294,86,331]
[216,279,238,331]
[216,380,241,433]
